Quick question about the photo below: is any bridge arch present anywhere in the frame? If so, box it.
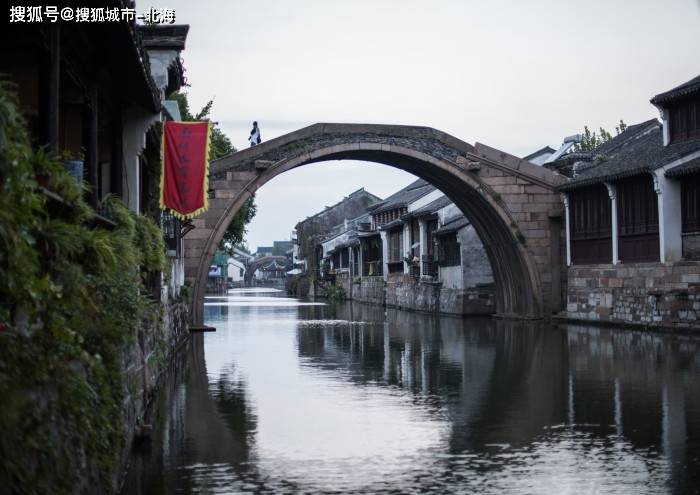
[243,255,288,284]
[184,123,566,325]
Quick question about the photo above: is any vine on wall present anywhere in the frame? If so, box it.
[0,81,167,493]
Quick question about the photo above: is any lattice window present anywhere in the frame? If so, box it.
[387,229,403,263]
[682,173,700,233]
[670,97,700,144]
[569,184,612,264]
[438,232,460,267]
[617,174,659,262]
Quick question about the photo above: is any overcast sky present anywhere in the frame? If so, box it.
[150,0,700,251]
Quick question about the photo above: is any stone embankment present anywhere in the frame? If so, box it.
[566,262,700,330]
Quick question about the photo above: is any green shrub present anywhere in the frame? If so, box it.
[325,283,346,302]
[0,79,166,493]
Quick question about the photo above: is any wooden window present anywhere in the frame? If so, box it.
[682,173,700,233]
[438,232,461,267]
[617,175,659,262]
[340,248,349,268]
[670,97,700,144]
[410,219,420,256]
[362,237,382,276]
[387,229,403,263]
[426,219,437,257]
[569,184,612,264]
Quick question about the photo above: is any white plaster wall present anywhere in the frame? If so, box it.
[458,225,494,288]
[227,258,245,281]
[407,189,443,212]
[438,204,461,224]
[440,266,462,289]
[653,171,682,262]
[122,107,159,212]
[146,49,179,97]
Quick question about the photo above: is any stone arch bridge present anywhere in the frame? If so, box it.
[243,255,288,284]
[184,123,567,325]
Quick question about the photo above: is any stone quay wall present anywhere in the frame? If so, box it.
[329,273,496,316]
[385,274,495,315]
[118,296,189,487]
[352,276,387,306]
[565,262,700,330]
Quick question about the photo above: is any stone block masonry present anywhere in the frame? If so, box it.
[565,262,700,330]
[118,296,189,488]
[330,274,495,316]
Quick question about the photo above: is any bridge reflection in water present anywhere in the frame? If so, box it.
[123,289,700,494]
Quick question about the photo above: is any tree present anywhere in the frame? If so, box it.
[221,197,257,252]
[169,91,257,254]
[574,119,627,152]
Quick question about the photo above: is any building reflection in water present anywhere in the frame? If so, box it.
[123,294,700,494]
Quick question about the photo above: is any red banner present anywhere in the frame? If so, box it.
[160,121,211,219]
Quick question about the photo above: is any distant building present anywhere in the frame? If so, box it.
[295,188,382,277]
[296,179,495,315]
[272,240,294,256]
[523,146,556,165]
[227,257,246,284]
[255,246,273,258]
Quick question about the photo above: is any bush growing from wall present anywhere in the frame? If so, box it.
[0,81,167,493]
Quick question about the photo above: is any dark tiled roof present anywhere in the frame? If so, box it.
[665,156,700,178]
[300,188,382,223]
[435,217,469,235]
[594,119,659,155]
[369,179,436,214]
[545,120,657,174]
[559,120,700,190]
[410,195,452,216]
[378,219,404,231]
[651,74,700,106]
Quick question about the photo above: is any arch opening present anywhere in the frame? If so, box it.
[185,124,565,325]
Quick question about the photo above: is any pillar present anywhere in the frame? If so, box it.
[418,218,427,276]
[358,241,364,278]
[403,222,411,274]
[604,182,619,265]
[380,230,388,281]
[110,104,123,197]
[86,84,99,208]
[47,24,60,152]
[653,171,682,262]
[561,193,571,266]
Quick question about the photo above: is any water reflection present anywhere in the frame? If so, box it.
[124,290,700,494]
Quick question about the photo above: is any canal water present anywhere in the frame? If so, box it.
[123,288,700,494]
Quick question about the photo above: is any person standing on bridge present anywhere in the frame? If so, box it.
[249,121,261,147]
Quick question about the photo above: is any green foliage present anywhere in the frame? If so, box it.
[168,91,257,253]
[222,197,257,254]
[0,80,166,493]
[574,119,627,152]
[325,284,346,302]
[169,91,235,161]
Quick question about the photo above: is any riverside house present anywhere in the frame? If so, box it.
[298,179,495,315]
[554,75,700,329]
[1,12,191,298]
